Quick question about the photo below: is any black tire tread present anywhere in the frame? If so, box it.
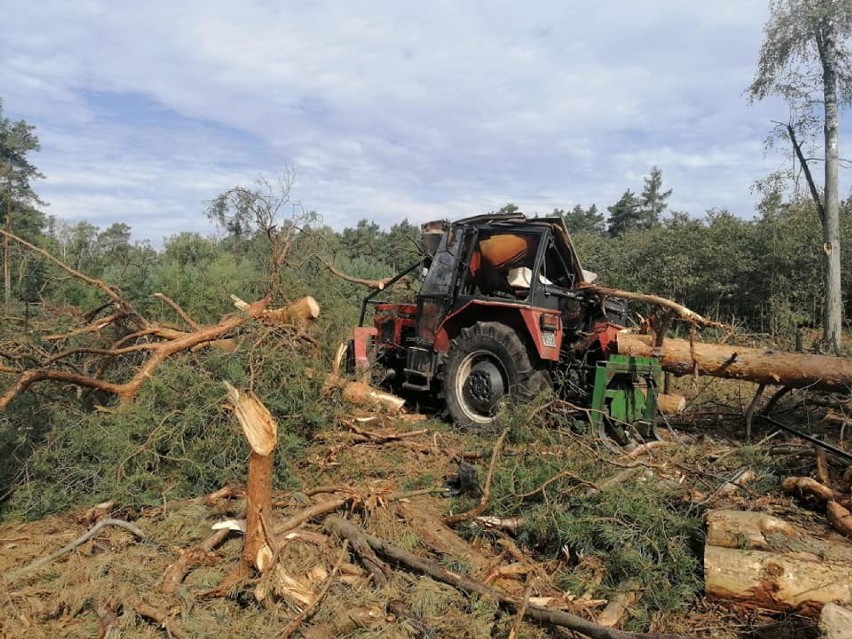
[443,321,549,430]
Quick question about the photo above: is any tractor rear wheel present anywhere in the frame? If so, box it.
[443,322,548,430]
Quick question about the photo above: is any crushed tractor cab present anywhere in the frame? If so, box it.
[346,212,656,444]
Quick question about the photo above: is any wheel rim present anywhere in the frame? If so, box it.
[454,350,508,423]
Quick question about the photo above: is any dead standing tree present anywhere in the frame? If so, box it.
[206,167,308,298]
[748,0,852,354]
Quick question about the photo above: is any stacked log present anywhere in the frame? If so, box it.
[704,509,852,616]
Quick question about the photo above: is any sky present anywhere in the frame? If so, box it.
[1,1,849,244]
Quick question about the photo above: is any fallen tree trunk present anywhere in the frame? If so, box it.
[617,333,852,393]
[704,509,852,615]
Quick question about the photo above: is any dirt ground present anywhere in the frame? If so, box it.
[1,386,848,639]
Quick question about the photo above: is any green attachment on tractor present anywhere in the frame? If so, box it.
[590,354,662,449]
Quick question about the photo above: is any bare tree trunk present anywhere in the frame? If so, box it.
[820,14,843,354]
[4,178,11,316]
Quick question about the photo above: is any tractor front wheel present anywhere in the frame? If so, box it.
[443,322,547,430]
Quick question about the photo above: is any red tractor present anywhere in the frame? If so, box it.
[346,212,653,437]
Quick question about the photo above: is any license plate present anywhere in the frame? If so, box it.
[542,332,556,348]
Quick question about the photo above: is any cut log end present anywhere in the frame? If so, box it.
[657,393,686,415]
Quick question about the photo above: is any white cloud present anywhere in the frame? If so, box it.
[1,0,849,244]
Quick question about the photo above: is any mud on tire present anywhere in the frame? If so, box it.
[443,322,549,431]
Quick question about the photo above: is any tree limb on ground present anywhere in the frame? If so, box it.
[127,598,187,639]
[326,518,686,639]
[444,426,509,525]
[5,518,145,582]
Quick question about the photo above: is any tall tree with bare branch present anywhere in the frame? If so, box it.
[749,0,852,354]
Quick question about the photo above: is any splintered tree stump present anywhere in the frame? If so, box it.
[617,333,852,393]
[704,509,852,615]
[224,382,278,572]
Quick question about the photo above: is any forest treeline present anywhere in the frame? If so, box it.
[7,180,851,349]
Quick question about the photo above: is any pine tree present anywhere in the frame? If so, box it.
[606,190,642,237]
[639,166,671,228]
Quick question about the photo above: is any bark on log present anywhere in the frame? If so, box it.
[617,333,852,393]
[704,545,852,615]
[705,510,852,563]
[325,517,389,587]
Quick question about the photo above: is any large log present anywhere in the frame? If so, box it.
[704,546,852,615]
[705,509,852,563]
[617,333,852,393]
[704,509,852,615]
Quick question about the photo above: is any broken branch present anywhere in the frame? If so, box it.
[5,518,145,582]
[444,426,509,526]
[319,257,393,290]
[580,283,725,329]
[336,520,686,639]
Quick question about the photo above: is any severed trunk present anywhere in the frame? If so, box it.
[617,333,852,393]
[224,383,278,572]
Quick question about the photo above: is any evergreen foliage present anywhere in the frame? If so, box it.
[557,204,606,235]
